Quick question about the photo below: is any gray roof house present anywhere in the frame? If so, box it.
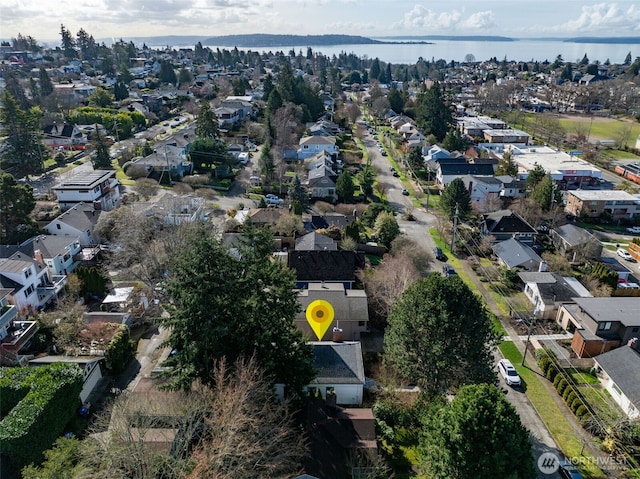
[550,224,603,261]
[492,238,542,271]
[308,341,365,406]
[594,345,640,419]
[518,272,592,319]
[45,203,102,246]
[481,210,537,245]
[295,232,338,251]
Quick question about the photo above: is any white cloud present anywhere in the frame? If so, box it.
[397,5,498,32]
[460,11,495,30]
[532,2,640,34]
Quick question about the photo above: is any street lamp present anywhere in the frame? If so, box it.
[522,307,540,366]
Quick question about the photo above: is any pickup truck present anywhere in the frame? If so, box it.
[626,226,640,235]
[265,194,283,206]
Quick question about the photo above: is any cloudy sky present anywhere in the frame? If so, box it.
[3,0,640,44]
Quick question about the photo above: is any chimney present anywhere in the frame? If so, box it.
[34,249,45,265]
[332,327,343,343]
[628,337,638,348]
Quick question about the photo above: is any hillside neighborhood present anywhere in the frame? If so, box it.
[1,28,640,479]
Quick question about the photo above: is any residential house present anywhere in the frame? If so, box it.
[296,282,369,341]
[594,344,640,419]
[492,238,542,272]
[556,297,640,358]
[297,136,339,161]
[309,119,341,137]
[0,251,66,313]
[19,235,82,276]
[565,190,640,220]
[481,210,537,245]
[43,123,86,149]
[54,170,120,212]
[132,144,193,180]
[434,157,494,188]
[422,145,450,167]
[45,203,102,246]
[214,106,241,128]
[219,98,253,120]
[462,175,503,211]
[307,214,356,232]
[288,250,364,289]
[295,232,338,251]
[244,208,285,228]
[0,288,18,342]
[307,166,337,202]
[550,224,603,261]
[497,175,527,199]
[305,341,365,406]
[518,272,592,319]
[157,195,205,225]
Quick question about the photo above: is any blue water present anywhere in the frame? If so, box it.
[200,38,638,64]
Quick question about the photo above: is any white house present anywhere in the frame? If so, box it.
[518,272,591,319]
[0,288,18,341]
[29,356,105,403]
[54,170,120,212]
[594,345,640,420]
[45,203,103,246]
[20,235,82,276]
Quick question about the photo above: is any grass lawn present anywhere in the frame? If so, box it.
[557,117,640,149]
[602,149,640,160]
[566,370,599,385]
[499,342,605,478]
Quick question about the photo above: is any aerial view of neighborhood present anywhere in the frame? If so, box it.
[1,1,640,478]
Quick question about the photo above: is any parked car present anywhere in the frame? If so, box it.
[393,171,400,177]
[558,461,584,479]
[498,359,521,387]
[617,248,635,261]
[401,188,409,196]
[433,247,446,261]
[626,226,640,235]
[265,194,283,206]
[442,264,457,277]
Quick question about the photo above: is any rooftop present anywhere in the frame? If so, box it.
[569,189,640,202]
[55,170,115,189]
[508,145,602,177]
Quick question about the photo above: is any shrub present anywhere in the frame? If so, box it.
[0,363,83,468]
[546,366,558,383]
[571,397,583,413]
[104,325,136,373]
[553,373,564,389]
[556,378,568,397]
[565,391,577,407]
[575,405,588,418]
[537,355,552,374]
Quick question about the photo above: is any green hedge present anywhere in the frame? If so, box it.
[104,325,136,373]
[0,363,83,468]
[0,367,33,415]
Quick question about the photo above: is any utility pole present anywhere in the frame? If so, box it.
[450,203,459,253]
[522,308,540,366]
[550,181,558,210]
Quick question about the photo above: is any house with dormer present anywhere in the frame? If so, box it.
[43,123,86,149]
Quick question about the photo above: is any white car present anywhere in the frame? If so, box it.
[626,226,640,235]
[617,248,635,261]
[265,194,283,206]
[498,359,521,387]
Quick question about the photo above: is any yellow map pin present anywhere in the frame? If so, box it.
[306,299,335,340]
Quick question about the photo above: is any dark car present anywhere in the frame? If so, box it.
[433,247,446,261]
[558,462,584,479]
[393,171,400,177]
[442,264,457,277]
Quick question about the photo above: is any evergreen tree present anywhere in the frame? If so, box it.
[387,84,404,113]
[0,172,37,243]
[90,128,113,170]
[178,67,193,86]
[336,171,354,202]
[38,67,54,97]
[439,178,472,221]
[384,275,497,396]
[158,60,177,84]
[441,129,469,152]
[160,225,315,394]
[420,384,535,479]
[59,24,76,58]
[531,175,562,211]
[357,165,375,197]
[495,150,518,176]
[113,81,129,101]
[407,146,424,171]
[373,211,400,247]
[259,143,275,180]
[526,164,546,190]
[287,174,307,212]
[195,102,219,139]
[624,51,632,66]
[415,82,453,142]
[0,91,45,175]
[369,58,381,82]
[263,73,274,101]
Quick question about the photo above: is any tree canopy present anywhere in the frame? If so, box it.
[195,101,219,140]
[415,82,453,142]
[159,224,314,394]
[419,384,535,479]
[439,178,472,221]
[336,171,354,202]
[0,172,37,243]
[383,274,497,396]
